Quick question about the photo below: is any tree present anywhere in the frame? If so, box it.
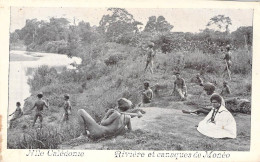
[99,8,143,42]
[10,31,20,45]
[144,15,173,33]
[231,26,253,49]
[206,15,232,33]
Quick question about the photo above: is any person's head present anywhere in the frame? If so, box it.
[16,102,21,107]
[203,83,215,95]
[144,82,149,89]
[147,42,154,48]
[117,98,132,112]
[226,45,230,51]
[210,94,222,109]
[196,73,200,78]
[175,72,180,79]
[223,81,228,87]
[37,92,43,99]
[64,94,70,100]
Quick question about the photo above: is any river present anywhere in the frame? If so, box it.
[8,50,81,119]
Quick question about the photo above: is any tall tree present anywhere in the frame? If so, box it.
[206,15,232,33]
[99,8,143,41]
[144,16,173,33]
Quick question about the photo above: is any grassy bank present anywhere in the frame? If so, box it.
[7,42,252,150]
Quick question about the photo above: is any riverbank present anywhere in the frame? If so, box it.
[7,43,252,150]
[10,51,39,62]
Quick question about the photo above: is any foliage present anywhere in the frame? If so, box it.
[99,8,143,42]
[144,16,173,33]
[206,15,232,33]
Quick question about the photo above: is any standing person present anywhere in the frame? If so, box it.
[220,81,231,97]
[223,45,232,80]
[77,98,142,140]
[171,72,187,101]
[28,92,49,128]
[9,102,23,129]
[144,42,156,74]
[61,94,72,124]
[197,94,237,139]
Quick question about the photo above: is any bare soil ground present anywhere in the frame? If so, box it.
[59,100,250,150]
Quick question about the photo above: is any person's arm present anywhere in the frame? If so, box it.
[121,111,143,118]
[183,79,187,96]
[171,82,176,95]
[9,111,15,116]
[100,111,118,126]
[220,88,224,95]
[227,86,231,94]
[28,103,36,112]
[45,99,49,109]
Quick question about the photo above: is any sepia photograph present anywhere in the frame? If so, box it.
[7,7,253,151]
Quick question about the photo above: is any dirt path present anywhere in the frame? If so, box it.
[58,102,250,150]
[59,105,204,149]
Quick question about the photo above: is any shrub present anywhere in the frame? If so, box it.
[28,66,59,91]
[231,49,252,75]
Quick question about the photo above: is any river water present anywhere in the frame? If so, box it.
[8,50,81,119]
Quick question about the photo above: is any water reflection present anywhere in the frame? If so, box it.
[8,50,81,118]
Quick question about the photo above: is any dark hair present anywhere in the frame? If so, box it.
[16,102,21,106]
[117,98,132,112]
[64,94,70,99]
[37,94,43,98]
[203,83,215,94]
[118,106,130,112]
[210,94,222,104]
[226,46,230,51]
[144,82,149,87]
[175,72,180,75]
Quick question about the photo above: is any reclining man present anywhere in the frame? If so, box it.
[77,98,143,140]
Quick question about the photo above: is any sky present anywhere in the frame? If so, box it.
[10,7,254,33]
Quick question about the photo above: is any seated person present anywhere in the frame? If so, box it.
[197,94,237,139]
[220,81,231,97]
[182,82,225,115]
[77,98,142,140]
[9,102,23,129]
[171,72,187,101]
[225,97,251,114]
[137,82,153,107]
[142,82,153,103]
[196,73,204,86]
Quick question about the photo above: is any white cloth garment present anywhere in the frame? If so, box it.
[197,105,236,139]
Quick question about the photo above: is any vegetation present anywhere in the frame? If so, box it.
[8,8,252,150]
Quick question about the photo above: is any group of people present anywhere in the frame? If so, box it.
[9,92,71,129]
[9,43,242,141]
[142,42,237,139]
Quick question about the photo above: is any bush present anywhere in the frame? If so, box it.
[28,66,59,91]
[231,49,252,75]
[184,51,222,74]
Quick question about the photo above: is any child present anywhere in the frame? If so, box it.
[62,94,72,123]
[9,102,23,129]
[220,81,231,97]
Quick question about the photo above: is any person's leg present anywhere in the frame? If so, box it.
[32,114,38,127]
[39,115,43,128]
[144,61,149,71]
[9,118,15,129]
[149,60,153,74]
[176,88,185,100]
[77,109,100,136]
